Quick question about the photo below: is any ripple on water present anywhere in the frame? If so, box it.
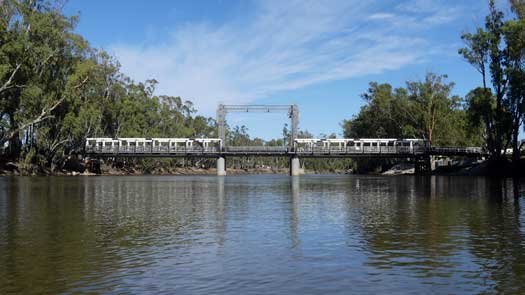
[0,175,524,294]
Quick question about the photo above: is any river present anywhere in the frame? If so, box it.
[0,175,524,294]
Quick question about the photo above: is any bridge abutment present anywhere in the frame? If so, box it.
[217,157,226,176]
[290,156,301,176]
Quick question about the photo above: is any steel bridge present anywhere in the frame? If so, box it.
[85,145,485,158]
[85,105,488,176]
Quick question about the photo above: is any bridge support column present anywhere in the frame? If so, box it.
[217,157,226,176]
[290,156,301,176]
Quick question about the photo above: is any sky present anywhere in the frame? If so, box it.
[63,0,509,140]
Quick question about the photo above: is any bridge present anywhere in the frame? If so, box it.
[85,104,487,176]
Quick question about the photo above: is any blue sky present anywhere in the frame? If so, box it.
[64,0,505,140]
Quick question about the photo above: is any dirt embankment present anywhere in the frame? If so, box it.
[0,161,352,176]
[0,160,292,176]
[0,155,355,176]
[2,157,522,177]
[101,166,291,176]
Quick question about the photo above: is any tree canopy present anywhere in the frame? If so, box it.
[0,0,218,170]
[342,73,483,147]
[459,0,525,168]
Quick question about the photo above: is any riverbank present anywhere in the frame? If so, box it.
[0,162,291,176]
[1,158,523,177]
[381,158,525,177]
[0,161,352,176]
[0,157,352,176]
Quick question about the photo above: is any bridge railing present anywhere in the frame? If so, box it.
[85,146,222,154]
[295,146,426,155]
[225,146,289,153]
[85,145,483,156]
[428,147,483,155]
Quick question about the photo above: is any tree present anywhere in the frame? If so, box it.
[406,73,458,145]
[464,87,497,150]
[503,1,525,169]
[342,74,475,146]
[459,29,490,89]
[459,0,524,164]
[229,125,251,146]
[0,0,97,166]
[343,82,411,139]
[0,0,225,173]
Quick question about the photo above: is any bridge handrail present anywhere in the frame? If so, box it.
[86,146,483,155]
[428,146,483,154]
[85,146,221,154]
[225,146,289,152]
[295,146,426,154]
[84,140,485,157]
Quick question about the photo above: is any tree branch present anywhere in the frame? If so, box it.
[6,97,65,140]
[0,63,22,94]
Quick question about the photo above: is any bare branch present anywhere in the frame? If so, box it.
[6,97,65,140]
[74,75,90,89]
[0,63,22,94]
[50,138,69,153]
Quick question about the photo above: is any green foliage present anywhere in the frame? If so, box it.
[459,0,525,164]
[342,73,484,173]
[343,82,411,139]
[342,73,482,147]
[0,0,222,170]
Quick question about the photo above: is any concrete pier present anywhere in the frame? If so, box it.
[217,157,226,176]
[290,156,301,176]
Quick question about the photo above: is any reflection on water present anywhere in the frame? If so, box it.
[0,175,524,294]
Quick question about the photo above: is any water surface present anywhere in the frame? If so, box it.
[0,175,524,294]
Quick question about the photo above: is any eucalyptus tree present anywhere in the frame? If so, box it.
[504,1,525,168]
[406,73,451,144]
[459,0,524,166]
[343,74,474,146]
[0,0,96,166]
[342,82,410,139]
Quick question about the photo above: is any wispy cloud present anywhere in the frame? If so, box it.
[110,0,471,114]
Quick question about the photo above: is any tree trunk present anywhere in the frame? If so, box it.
[8,132,21,160]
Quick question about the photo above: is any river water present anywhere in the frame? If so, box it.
[0,175,524,294]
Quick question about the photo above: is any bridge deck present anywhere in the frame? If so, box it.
[85,146,486,158]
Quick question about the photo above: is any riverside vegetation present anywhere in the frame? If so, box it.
[0,0,524,175]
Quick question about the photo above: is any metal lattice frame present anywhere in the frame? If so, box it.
[217,104,299,148]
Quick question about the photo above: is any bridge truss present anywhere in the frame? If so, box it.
[85,104,491,175]
[216,104,299,147]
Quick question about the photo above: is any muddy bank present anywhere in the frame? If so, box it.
[1,157,522,177]
[100,166,291,176]
[0,160,292,176]
[0,164,351,176]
